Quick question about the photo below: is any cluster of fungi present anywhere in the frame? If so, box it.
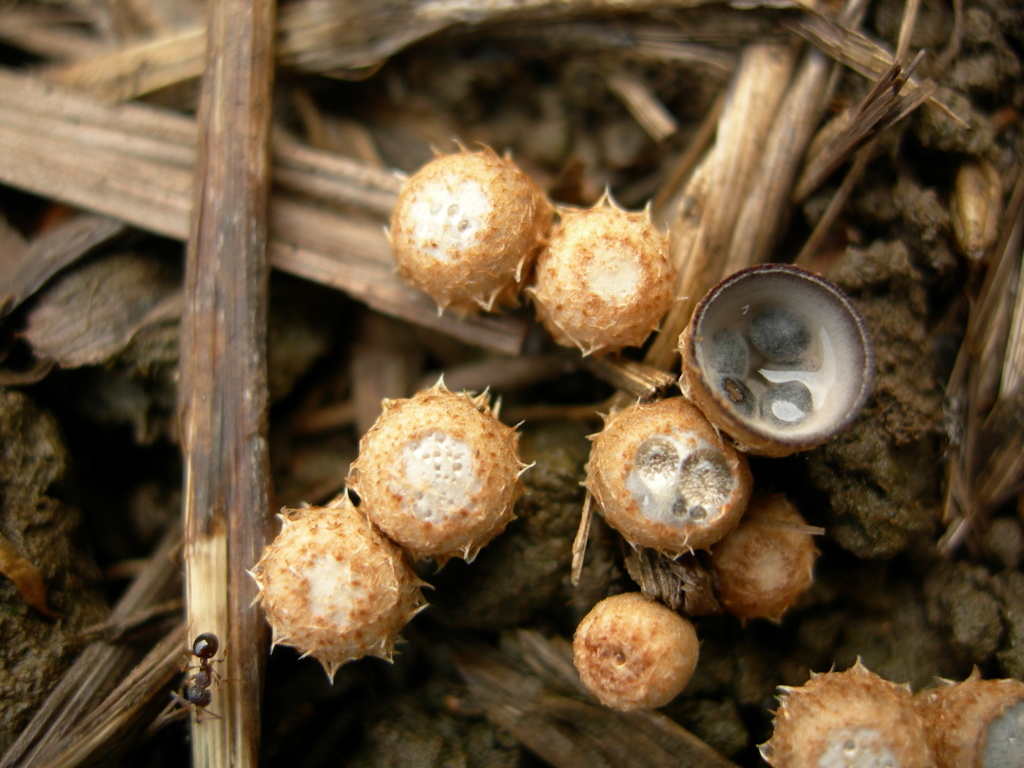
[246,146,1023,765]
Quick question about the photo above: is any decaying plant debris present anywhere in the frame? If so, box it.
[1,0,1023,766]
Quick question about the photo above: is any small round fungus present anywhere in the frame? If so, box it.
[914,669,1024,768]
[347,379,528,563]
[573,592,699,711]
[680,264,874,457]
[250,495,426,681]
[389,146,553,314]
[761,660,935,768]
[585,397,751,556]
[710,494,819,622]
[527,194,675,355]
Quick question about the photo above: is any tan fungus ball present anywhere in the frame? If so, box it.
[528,194,675,355]
[710,493,819,622]
[249,494,426,682]
[585,397,751,557]
[573,592,699,712]
[347,379,528,563]
[914,669,1024,768]
[389,146,553,314]
[760,660,935,768]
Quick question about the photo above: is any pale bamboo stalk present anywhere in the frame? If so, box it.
[724,45,833,272]
[644,42,797,372]
[179,0,276,764]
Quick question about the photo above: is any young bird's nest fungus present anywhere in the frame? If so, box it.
[761,660,934,768]
[585,397,752,556]
[347,379,529,563]
[528,194,675,356]
[250,494,427,681]
[389,146,553,314]
[573,592,699,712]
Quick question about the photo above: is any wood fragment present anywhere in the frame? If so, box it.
[645,41,797,371]
[417,353,576,395]
[0,7,111,63]
[724,43,834,272]
[580,355,678,400]
[624,548,720,616]
[0,215,126,319]
[44,27,207,103]
[178,0,276,763]
[571,493,595,587]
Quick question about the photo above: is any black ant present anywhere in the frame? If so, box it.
[172,632,222,720]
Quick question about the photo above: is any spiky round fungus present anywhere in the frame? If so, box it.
[347,380,528,563]
[680,264,874,456]
[249,494,426,681]
[914,669,1024,768]
[527,194,675,355]
[584,397,751,556]
[389,146,553,314]
[760,660,934,768]
[573,592,699,712]
[710,494,819,622]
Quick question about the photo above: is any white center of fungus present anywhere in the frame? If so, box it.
[408,180,490,261]
[817,727,896,768]
[304,554,364,632]
[626,433,734,527]
[398,430,480,521]
[584,243,641,303]
[747,547,786,592]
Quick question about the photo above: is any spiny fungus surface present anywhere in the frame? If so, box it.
[249,494,426,681]
[389,146,553,314]
[710,493,819,622]
[527,194,675,356]
[585,397,751,556]
[760,660,935,768]
[914,669,1024,768]
[347,379,528,563]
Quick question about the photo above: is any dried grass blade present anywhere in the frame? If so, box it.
[941,165,1024,551]
[645,42,797,371]
[456,631,740,768]
[178,0,276,764]
[36,626,188,768]
[0,69,525,353]
[794,52,934,203]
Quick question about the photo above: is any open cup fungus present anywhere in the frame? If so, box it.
[679,264,874,457]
